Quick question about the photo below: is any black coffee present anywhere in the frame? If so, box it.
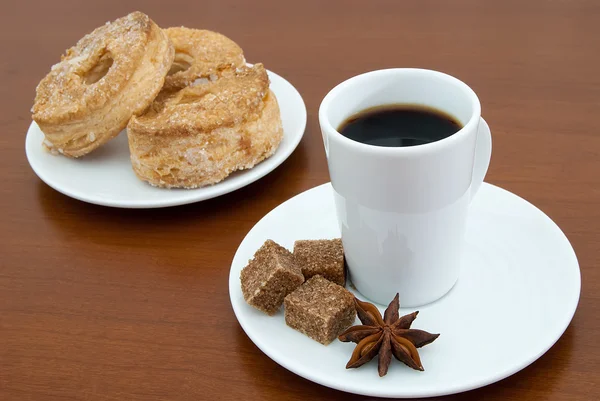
[338,105,462,147]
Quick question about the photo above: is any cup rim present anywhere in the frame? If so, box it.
[318,68,482,154]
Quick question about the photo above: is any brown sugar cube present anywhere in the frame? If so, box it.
[293,238,346,286]
[284,275,356,345]
[240,240,305,315]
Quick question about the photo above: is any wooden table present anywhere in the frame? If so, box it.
[2,1,598,400]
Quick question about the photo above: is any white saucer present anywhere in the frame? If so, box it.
[25,69,306,208]
[229,183,580,398]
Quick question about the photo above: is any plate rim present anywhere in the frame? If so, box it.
[228,182,581,398]
[25,68,307,208]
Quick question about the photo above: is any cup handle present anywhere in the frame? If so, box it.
[471,117,492,199]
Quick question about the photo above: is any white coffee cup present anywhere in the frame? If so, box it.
[319,68,492,307]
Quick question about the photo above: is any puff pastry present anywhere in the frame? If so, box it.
[164,27,246,90]
[32,11,174,157]
[127,63,283,189]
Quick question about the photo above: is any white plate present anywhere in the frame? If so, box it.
[229,183,580,398]
[25,69,306,208]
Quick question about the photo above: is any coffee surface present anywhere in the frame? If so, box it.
[338,105,462,147]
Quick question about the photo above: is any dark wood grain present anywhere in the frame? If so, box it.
[1,0,599,400]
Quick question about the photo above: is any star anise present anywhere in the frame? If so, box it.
[338,293,440,377]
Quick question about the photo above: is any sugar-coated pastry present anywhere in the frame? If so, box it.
[164,27,245,91]
[127,63,283,189]
[32,11,174,158]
